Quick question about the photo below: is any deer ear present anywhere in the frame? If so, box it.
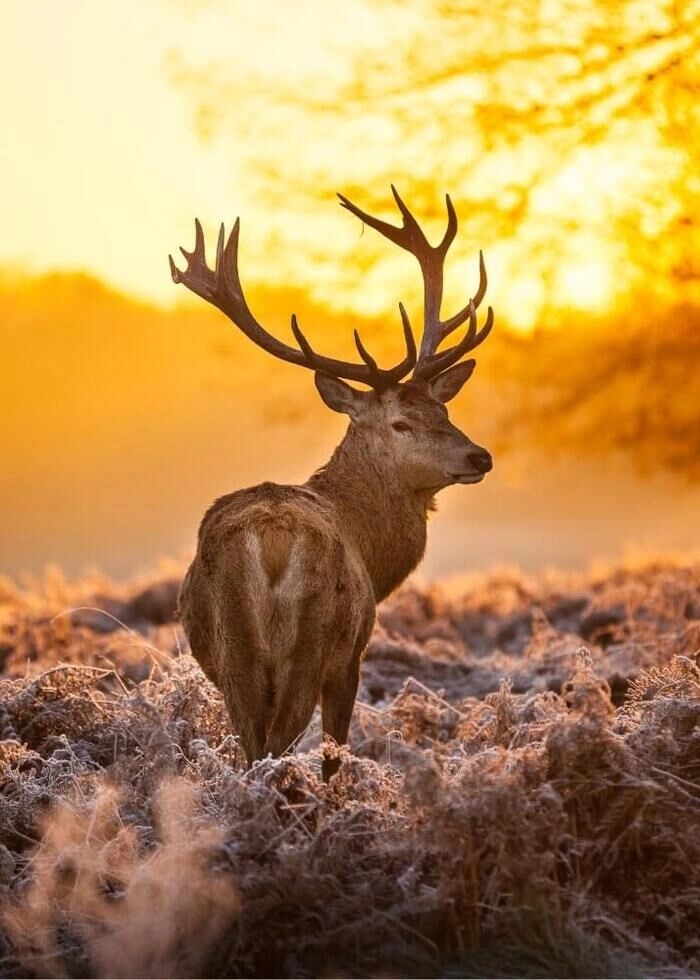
[428,360,476,403]
[314,373,367,418]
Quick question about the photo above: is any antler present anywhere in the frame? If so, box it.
[337,185,493,381]
[169,218,416,389]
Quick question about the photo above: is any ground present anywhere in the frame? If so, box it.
[0,557,699,978]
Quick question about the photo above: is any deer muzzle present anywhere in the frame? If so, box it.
[448,444,492,484]
[466,447,493,474]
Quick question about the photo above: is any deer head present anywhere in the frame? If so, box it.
[170,187,494,493]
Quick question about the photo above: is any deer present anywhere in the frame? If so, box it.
[170,187,494,780]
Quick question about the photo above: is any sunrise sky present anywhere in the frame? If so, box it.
[3,2,411,310]
[4,0,696,330]
[2,1,249,302]
[3,0,699,578]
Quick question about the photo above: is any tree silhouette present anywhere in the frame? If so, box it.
[173,0,700,314]
[170,0,700,475]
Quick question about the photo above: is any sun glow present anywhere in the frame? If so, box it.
[558,255,616,313]
[2,0,699,582]
[2,0,697,333]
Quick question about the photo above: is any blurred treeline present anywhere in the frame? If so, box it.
[483,299,700,476]
[3,271,698,482]
[173,0,700,324]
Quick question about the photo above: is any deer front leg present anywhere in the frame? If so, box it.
[321,656,361,782]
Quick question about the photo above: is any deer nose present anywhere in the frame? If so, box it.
[467,448,493,473]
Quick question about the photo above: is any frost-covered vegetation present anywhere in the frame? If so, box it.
[0,558,699,978]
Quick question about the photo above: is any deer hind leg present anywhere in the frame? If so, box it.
[320,601,373,781]
[213,580,273,767]
[190,644,220,689]
[320,657,361,782]
[220,662,271,766]
[264,654,321,758]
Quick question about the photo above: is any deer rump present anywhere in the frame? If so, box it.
[179,484,375,762]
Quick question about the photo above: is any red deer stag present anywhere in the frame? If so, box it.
[170,187,494,779]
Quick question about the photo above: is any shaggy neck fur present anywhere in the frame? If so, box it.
[307,424,433,602]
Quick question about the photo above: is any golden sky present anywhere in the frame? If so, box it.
[0,3,358,298]
[2,1,699,578]
[2,1,236,303]
[2,0,697,331]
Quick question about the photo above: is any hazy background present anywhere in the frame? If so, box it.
[2,0,699,581]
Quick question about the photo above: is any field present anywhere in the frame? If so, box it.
[1,557,699,978]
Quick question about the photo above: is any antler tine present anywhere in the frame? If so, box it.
[439,250,488,337]
[437,193,458,257]
[215,222,226,276]
[338,188,490,380]
[353,329,379,375]
[415,305,495,380]
[177,216,205,264]
[290,314,319,366]
[398,303,417,365]
[170,214,417,388]
[337,192,409,250]
[168,253,180,283]
[378,303,418,387]
[346,304,418,389]
[169,217,217,299]
[473,249,488,307]
[389,184,432,251]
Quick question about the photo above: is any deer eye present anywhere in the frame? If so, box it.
[391,420,413,434]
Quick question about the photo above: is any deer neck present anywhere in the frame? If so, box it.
[307,426,431,602]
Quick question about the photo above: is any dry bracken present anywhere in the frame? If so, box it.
[0,556,699,978]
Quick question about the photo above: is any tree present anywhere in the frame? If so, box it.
[170,1,700,476]
[172,0,700,325]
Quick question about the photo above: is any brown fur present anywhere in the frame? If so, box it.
[179,376,491,778]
